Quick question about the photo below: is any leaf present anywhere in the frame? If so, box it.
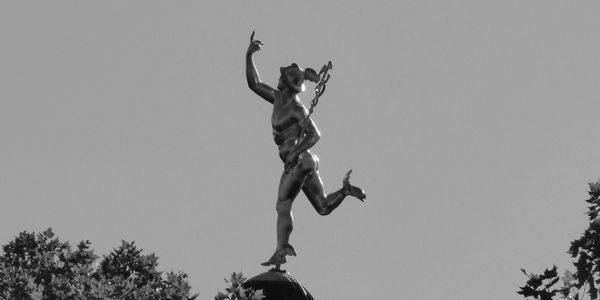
[569,239,583,257]
[566,270,575,280]
[543,266,558,279]
[527,275,543,289]
[545,276,560,289]
[539,290,556,300]
[563,270,576,283]
[43,228,55,238]
[215,291,228,300]
[251,289,265,300]
[231,272,246,286]
[518,285,537,298]
[589,181,600,193]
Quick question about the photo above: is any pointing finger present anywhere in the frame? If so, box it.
[250,31,255,42]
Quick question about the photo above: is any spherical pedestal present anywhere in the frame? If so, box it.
[243,269,314,300]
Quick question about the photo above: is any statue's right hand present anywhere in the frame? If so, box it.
[284,151,299,171]
[247,31,263,56]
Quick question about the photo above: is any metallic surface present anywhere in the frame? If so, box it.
[245,32,366,267]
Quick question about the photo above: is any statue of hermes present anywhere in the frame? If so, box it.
[245,31,366,268]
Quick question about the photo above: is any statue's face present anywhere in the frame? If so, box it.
[279,64,305,93]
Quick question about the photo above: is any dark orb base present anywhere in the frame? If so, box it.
[243,269,314,300]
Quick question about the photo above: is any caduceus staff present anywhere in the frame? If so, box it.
[245,31,366,268]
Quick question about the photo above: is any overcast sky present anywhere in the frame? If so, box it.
[1,1,599,299]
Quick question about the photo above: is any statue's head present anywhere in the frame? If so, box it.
[278,63,305,93]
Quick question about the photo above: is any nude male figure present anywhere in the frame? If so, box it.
[245,32,366,267]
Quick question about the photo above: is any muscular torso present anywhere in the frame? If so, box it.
[271,92,306,161]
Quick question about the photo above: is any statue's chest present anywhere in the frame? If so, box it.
[271,103,298,132]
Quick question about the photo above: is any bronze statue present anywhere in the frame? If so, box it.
[245,31,366,267]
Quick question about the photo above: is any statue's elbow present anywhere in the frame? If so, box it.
[247,80,257,91]
[317,208,330,216]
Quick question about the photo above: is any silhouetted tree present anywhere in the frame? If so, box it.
[519,179,600,300]
[0,228,198,299]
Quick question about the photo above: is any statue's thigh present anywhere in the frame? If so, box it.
[277,170,305,202]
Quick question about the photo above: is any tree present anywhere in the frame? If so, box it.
[0,228,198,299]
[519,179,600,300]
[214,272,264,300]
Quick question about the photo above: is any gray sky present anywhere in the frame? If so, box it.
[1,1,599,299]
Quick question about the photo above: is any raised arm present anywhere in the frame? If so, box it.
[246,31,276,104]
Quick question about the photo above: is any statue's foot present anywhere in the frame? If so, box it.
[260,244,297,266]
[342,169,366,202]
[261,252,286,266]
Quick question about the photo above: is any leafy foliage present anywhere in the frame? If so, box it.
[214,272,264,300]
[0,228,198,299]
[519,179,600,300]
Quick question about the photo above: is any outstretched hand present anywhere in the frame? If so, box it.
[247,31,263,56]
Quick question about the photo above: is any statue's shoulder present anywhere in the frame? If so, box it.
[292,99,308,112]
[290,100,309,119]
